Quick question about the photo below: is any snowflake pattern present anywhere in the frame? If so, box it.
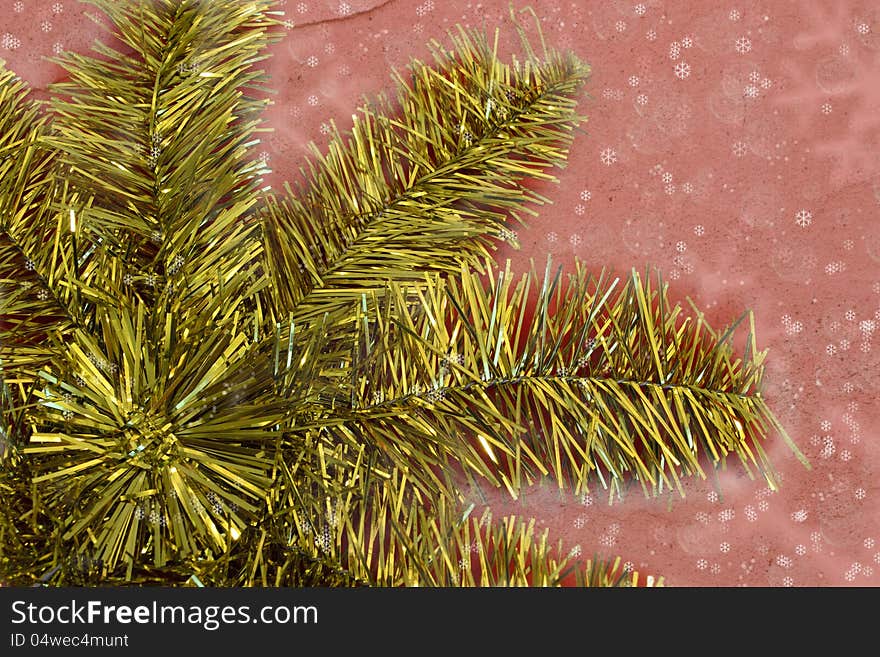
[0,0,873,590]
[795,209,812,227]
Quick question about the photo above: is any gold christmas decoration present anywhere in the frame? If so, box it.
[0,0,807,587]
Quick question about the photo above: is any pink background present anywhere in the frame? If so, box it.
[2,0,878,586]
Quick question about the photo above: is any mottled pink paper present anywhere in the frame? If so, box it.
[2,0,878,586]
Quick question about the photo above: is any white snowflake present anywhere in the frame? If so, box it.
[694,224,705,236]
[794,209,812,227]
[297,2,308,12]
[636,93,648,106]
[628,75,640,87]
[307,94,318,106]
[796,544,807,556]
[820,437,835,458]
[662,172,673,183]
[791,509,808,522]
[52,2,64,12]
[306,55,318,67]
[634,4,647,16]
[856,22,870,36]
[696,558,708,570]
[168,254,186,275]
[600,147,618,165]
[315,525,332,553]
[497,227,517,244]
[646,29,657,41]
[580,189,591,201]
[682,181,693,194]
[13,1,24,13]
[569,233,582,247]
[729,9,741,21]
[855,488,866,500]
[674,61,691,79]
[41,20,53,33]
[574,204,585,216]
[598,532,617,548]
[415,1,434,17]
[616,20,627,32]
[1,33,22,50]
[732,141,747,157]
[720,542,731,553]
[681,36,693,48]
[785,320,803,335]
[735,36,752,54]
[336,2,352,16]
[744,84,759,98]
[669,42,681,60]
